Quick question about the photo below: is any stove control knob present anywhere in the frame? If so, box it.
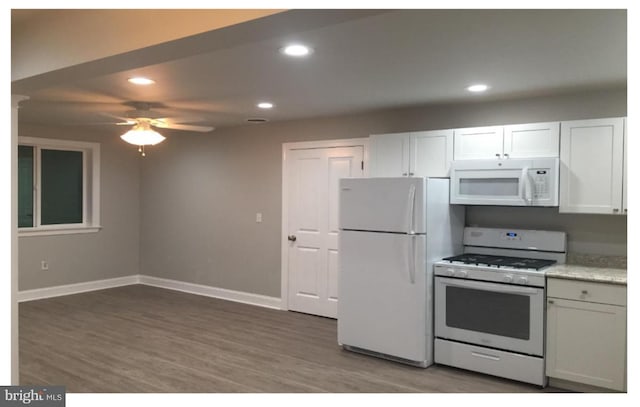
[446,268,455,276]
[454,270,468,278]
[515,276,528,285]
[503,274,513,283]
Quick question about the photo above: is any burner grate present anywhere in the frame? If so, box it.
[442,253,556,270]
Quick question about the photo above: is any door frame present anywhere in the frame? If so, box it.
[280,137,369,311]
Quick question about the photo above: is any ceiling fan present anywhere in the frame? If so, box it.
[106,102,215,156]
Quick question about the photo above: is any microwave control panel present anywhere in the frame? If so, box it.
[530,169,550,198]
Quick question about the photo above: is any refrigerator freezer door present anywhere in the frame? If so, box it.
[339,177,426,233]
[338,230,429,363]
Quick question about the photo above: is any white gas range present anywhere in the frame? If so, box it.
[433,227,567,387]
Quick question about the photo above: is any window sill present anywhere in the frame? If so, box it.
[18,226,102,237]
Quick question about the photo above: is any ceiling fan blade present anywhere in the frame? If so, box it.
[152,122,215,132]
[99,112,137,124]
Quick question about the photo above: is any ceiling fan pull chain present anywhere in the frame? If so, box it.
[141,145,146,157]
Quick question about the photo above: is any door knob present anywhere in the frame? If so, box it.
[288,235,297,242]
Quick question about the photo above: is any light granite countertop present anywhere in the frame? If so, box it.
[546,264,627,285]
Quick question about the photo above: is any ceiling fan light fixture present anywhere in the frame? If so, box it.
[128,77,156,85]
[120,123,166,146]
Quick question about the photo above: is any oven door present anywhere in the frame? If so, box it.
[435,276,544,356]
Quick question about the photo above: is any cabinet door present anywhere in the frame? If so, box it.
[503,122,559,158]
[622,118,627,214]
[546,297,626,391]
[559,118,624,214]
[453,126,504,160]
[369,133,411,177]
[410,130,454,177]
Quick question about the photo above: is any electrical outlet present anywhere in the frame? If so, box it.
[256,213,263,223]
[41,261,49,271]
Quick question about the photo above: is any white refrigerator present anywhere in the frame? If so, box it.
[337,177,464,367]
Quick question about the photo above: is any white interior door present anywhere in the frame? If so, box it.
[285,144,364,318]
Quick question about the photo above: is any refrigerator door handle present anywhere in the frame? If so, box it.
[406,184,416,235]
[408,235,416,284]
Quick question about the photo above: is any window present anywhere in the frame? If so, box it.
[18,137,101,236]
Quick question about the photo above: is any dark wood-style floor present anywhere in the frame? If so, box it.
[20,285,562,393]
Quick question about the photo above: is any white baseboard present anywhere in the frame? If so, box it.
[18,274,283,311]
[138,275,283,310]
[17,275,141,303]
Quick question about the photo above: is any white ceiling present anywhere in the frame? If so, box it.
[13,9,626,132]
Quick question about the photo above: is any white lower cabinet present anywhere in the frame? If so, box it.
[546,279,627,391]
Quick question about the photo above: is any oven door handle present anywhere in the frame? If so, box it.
[439,278,541,295]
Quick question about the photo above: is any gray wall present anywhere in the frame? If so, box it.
[18,124,140,291]
[466,207,627,256]
[140,87,627,298]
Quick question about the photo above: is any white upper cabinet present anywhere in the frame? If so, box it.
[369,130,453,177]
[453,126,504,160]
[504,122,560,158]
[454,122,560,160]
[559,117,625,215]
[410,130,454,177]
[369,132,410,177]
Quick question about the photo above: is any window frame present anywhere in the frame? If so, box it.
[18,136,101,237]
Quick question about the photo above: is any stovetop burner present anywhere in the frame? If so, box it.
[441,253,556,271]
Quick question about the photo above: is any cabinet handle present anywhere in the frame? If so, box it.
[409,172,414,176]
[624,209,627,213]
[495,153,501,158]
[613,208,619,213]
[503,153,509,158]
[581,290,588,295]
[402,173,408,176]
[548,300,554,304]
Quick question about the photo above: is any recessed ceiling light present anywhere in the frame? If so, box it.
[128,77,155,85]
[280,44,313,57]
[467,84,489,93]
[257,102,274,109]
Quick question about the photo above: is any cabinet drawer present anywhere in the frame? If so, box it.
[547,278,626,306]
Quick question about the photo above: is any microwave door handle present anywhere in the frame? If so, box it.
[406,184,416,235]
[524,167,533,203]
[441,278,540,295]
[519,167,529,205]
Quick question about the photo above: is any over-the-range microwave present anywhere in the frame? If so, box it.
[449,157,559,207]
